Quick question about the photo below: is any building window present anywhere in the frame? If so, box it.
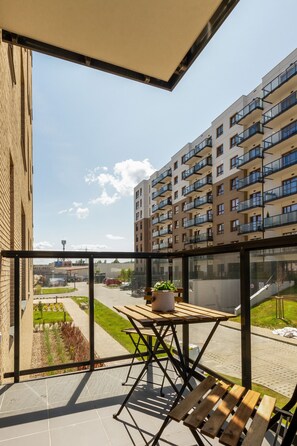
[217,223,224,234]
[174,175,178,184]
[216,124,223,138]
[231,219,238,232]
[217,164,224,176]
[136,201,139,209]
[230,156,238,169]
[230,114,237,127]
[174,161,178,170]
[136,190,139,199]
[140,223,142,230]
[217,184,224,196]
[136,212,139,220]
[182,217,187,227]
[140,210,142,218]
[174,235,179,243]
[174,190,178,199]
[230,177,238,190]
[217,203,224,215]
[174,205,179,214]
[140,199,142,207]
[136,224,138,231]
[182,201,187,211]
[216,144,224,157]
[182,233,186,242]
[283,204,297,213]
[230,134,238,148]
[140,188,142,196]
[231,198,239,211]
[174,220,180,229]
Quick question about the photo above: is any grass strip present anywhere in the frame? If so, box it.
[40,287,76,295]
[34,311,72,325]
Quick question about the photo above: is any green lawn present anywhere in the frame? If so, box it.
[40,287,76,295]
[232,298,297,329]
[34,311,72,324]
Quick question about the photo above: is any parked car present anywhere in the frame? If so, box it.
[120,282,131,290]
[105,278,121,286]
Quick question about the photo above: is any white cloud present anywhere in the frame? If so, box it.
[106,234,125,240]
[58,202,89,219]
[76,207,89,219]
[71,243,109,251]
[86,159,154,204]
[34,241,53,250]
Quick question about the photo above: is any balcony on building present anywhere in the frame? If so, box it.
[152,168,172,187]
[264,210,297,229]
[237,171,263,191]
[263,150,297,178]
[152,183,172,200]
[184,233,213,245]
[183,175,212,197]
[238,195,263,212]
[182,156,212,180]
[152,230,159,238]
[152,197,172,213]
[236,98,263,126]
[152,243,160,251]
[158,227,172,239]
[262,91,297,128]
[238,220,263,234]
[262,59,297,102]
[264,181,297,204]
[237,146,263,169]
[182,137,212,166]
[183,212,213,229]
[236,122,264,148]
[263,120,297,156]
[184,194,213,212]
[159,240,173,250]
[152,211,172,226]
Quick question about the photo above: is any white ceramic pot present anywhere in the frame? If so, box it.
[151,291,175,312]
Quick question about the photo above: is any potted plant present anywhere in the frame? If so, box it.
[152,280,177,312]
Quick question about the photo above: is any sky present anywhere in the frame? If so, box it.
[33,0,297,254]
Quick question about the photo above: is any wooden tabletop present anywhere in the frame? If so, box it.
[114,302,235,327]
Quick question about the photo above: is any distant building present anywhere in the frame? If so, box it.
[0,42,33,379]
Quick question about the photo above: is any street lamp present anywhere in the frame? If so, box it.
[61,240,66,251]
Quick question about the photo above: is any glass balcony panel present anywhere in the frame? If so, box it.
[236,98,263,123]
[238,196,263,212]
[264,181,297,203]
[184,195,213,211]
[237,122,263,146]
[185,233,213,244]
[264,210,297,228]
[263,60,297,98]
[184,213,213,228]
[237,146,263,168]
[237,171,263,190]
[152,168,172,187]
[183,175,212,196]
[263,120,297,150]
[152,197,172,212]
[238,221,263,234]
[263,91,297,124]
[263,150,297,176]
[152,183,172,199]
[182,137,212,164]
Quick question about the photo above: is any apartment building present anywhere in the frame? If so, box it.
[0,40,33,379]
[134,48,297,253]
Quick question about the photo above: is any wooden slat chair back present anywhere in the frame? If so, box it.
[164,376,296,446]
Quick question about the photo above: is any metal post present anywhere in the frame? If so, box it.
[14,256,20,383]
[240,247,252,389]
[146,257,152,289]
[89,256,95,371]
[182,256,189,367]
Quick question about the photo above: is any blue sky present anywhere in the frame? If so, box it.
[33,0,297,253]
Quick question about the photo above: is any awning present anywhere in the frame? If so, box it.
[0,0,239,90]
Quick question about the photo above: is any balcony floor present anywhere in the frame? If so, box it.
[0,364,284,446]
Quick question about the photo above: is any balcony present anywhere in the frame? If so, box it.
[152,183,172,199]
[263,120,297,154]
[263,150,297,178]
[264,181,297,204]
[152,230,159,238]
[183,213,213,228]
[184,233,213,244]
[152,212,172,225]
[183,175,212,197]
[237,146,263,169]
[262,91,297,127]
[182,156,212,180]
[159,240,172,250]
[238,221,263,234]
[264,210,297,229]
[237,171,263,191]
[152,168,172,187]
[184,194,213,212]
[262,60,297,101]
[159,227,172,238]
[182,137,212,165]
[236,98,263,126]
[238,196,263,212]
[152,197,172,213]
[236,122,264,148]
[152,243,159,250]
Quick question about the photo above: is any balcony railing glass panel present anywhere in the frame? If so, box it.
[238,196,263,212]
[152,183,172,199]
[237,122,263,145]
[182,137,212,164]
[263,150,297,176]
[184,213,213,228]
[185,233,213,244]
[264,210,297,228]
[183,175,212,196]
[236,98,263,123]
[263,91,297,124]
[238,221,263,234]
[152,197,172,212]
[262,60,297,98]
[237,171,263,190]
[182,157,212,180]
[237,146,263,168]
[184,195,213,212]
[152,168,172,187]
[263,120,297,150]
[264,181,297,203]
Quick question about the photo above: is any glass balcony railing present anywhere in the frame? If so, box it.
[184,233,213,244]
[263,120,297,151]
[159,227,172,236]
[182,156,212,180]
[238,196,263,212]
[237,146,263,168]
[159,240,172,250]
[152,230,159,238]
[182,137,212,164]
[237,171,263,190]
[159,211,172,222]
[152,168,172,187]
[238,221,263,234]
[236,122,263,146]
[264,181,297,203]
[263,151,297,176]
[152,243,159,250]
[263,91,297,124]
[264,210,297,229]
[183,175,212,196]
[236,98,263,123]
[183,213,213,228]
[152,197,172,212]
[184,195,213,212]
[262,60,297,98]
[152,183,172,199]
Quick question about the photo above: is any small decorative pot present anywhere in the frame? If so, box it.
[151,291,175,312]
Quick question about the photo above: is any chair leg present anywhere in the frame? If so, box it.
[122,334,143,385]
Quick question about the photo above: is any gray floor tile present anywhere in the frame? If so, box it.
[50,419,110,446]
[48,402,100,429]
[0,431,51,446]
[0,409,49,442]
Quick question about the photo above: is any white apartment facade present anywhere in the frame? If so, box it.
[134,48,297,253]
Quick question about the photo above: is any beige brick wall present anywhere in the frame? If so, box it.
[0,41,33,381]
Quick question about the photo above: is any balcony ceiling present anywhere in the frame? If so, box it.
[0,0,239,90]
